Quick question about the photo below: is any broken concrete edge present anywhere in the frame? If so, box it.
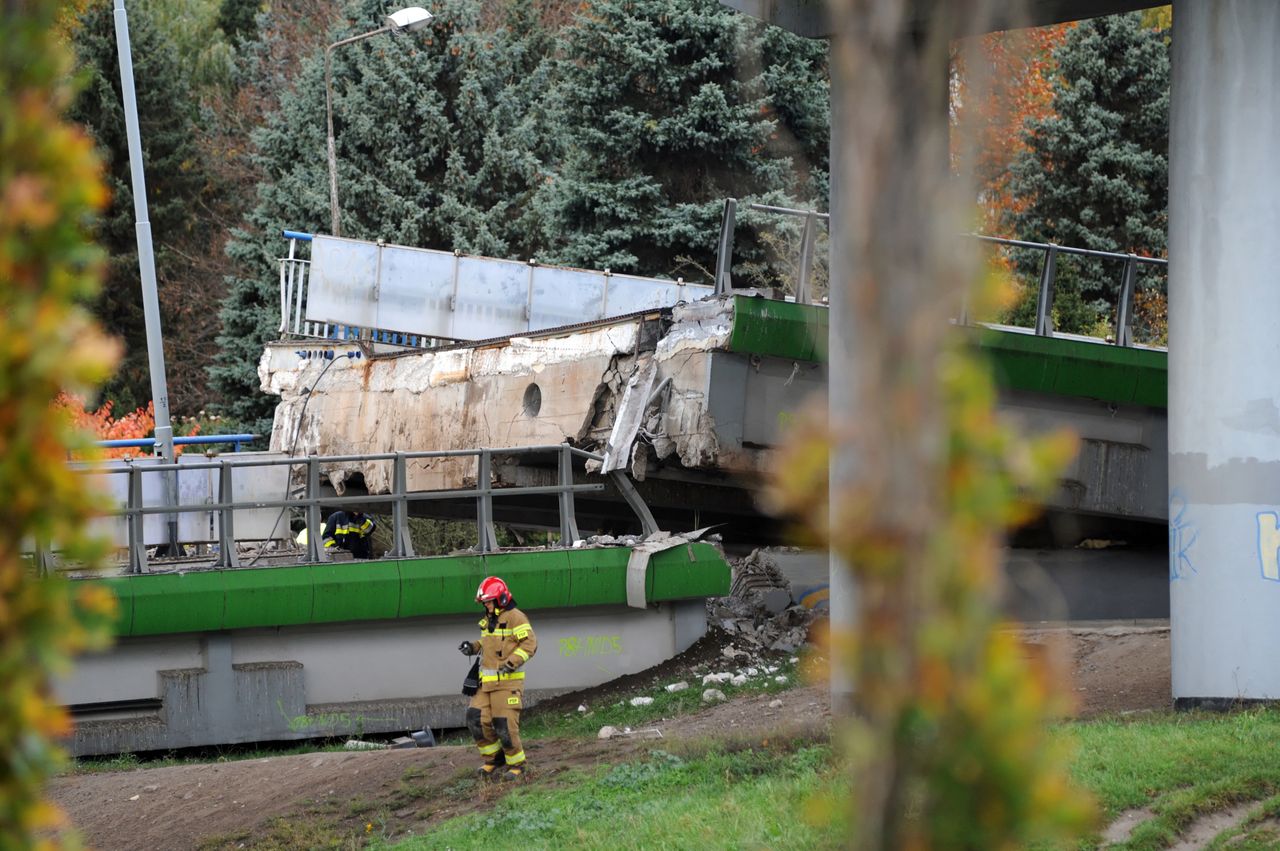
[258,296,773,496]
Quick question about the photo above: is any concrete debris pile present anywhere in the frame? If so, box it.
[708,549,820,654]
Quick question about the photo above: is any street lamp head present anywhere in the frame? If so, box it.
[385,6,433,33]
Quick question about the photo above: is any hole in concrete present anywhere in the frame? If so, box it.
[522,383,542,417]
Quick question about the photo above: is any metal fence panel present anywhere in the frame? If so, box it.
[86,454,291,547]
[530,266,608,330]
[299,235,713,342]
[306,238,379,328]
[453,255,529,339]
[376,243,456,338]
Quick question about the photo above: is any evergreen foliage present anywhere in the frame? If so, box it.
[538,0,828,281]
[1008,13,1168,332]
[68,1,212,412]
[211,0,559,433]
[218,0,262,47]
[211,0,829,432]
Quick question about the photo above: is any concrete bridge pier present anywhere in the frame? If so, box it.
[1169,0,1280,706]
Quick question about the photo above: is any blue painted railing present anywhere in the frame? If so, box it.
[96,434,258,453]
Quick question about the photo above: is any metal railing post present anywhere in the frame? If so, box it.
[391,451,415,558]
[295,261,308,335]
[475,450,499,553]
[216,459,239,568]
[1034,244,1059,337]
[714,198,737,295]
[306,456,324,562]
[796,211,817,305]
[1115,254,1138,347]
[558,445,581,547]
[35,539,53,578]
[127,463,147,574]
[525,260,537,327]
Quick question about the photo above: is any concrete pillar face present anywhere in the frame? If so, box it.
[1169,0,1280,702]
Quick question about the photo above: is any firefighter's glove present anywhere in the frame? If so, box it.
[500,659,519,673]
[458,641,475,657]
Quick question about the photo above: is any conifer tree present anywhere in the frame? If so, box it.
[69,1,211,412]
[210,0,558,433]
[537,0,827,280]
[1008,12,1168,332]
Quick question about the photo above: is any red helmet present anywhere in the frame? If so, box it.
[476,576,511,608]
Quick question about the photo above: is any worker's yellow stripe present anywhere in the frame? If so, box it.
[513,648,530,662]
[506,750,526,766]
[477,741,501,755]
[513,625,531,638]
[480,671,525,682]
[477,628,516,636]
[324,539,337,548]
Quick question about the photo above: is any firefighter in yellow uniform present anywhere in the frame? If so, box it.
[459,576,537,780]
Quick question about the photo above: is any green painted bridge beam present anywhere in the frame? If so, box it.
[726,295,1167,409]
[96,543,730,638]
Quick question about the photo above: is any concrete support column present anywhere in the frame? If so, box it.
[827,71,855,706]
[1169,1,1280,706]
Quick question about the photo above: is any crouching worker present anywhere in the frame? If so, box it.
[459,576,536,781]
[321,510,376,559]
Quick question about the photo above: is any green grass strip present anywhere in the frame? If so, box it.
[1070,708,1280,849]
[383,745,846,850]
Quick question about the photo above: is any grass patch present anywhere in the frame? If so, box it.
[198,815,361,850]
[1071,708,1280,849]
[382,743,846,850]
[520,658,803,740]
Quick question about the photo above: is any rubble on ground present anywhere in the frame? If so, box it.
[707,549,821,653]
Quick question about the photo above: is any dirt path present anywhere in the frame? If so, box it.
[51,686,828,850]
[50,624,1170,850]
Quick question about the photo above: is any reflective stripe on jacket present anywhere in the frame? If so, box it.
[475,606,536,690]
[321,511,377,546]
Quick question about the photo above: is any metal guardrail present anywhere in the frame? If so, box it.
[63,445,658,574]
[713,198,1167,348]
[969,235,1168,348]
[714,199,829,304]
[96,434,258,452]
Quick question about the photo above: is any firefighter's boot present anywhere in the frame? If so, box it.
[477,751,505,780]
[502,765,525,782]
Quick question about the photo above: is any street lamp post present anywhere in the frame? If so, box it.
[113,0,179,555]
[325,6,433,237]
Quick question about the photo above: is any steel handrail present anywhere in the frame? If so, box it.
[966,233,1167,347]
[59,444,653,574]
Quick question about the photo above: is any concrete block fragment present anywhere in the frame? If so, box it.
[346,739,389,751]
[665,681,689,693]
[630,696,654,707]
[598,725,618,740]
[702,688,726,703]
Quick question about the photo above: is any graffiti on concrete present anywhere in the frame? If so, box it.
[277,700,394,734]
[559,635,622,658]
[1257,511,1280,582]
[1169,492,1198,581]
